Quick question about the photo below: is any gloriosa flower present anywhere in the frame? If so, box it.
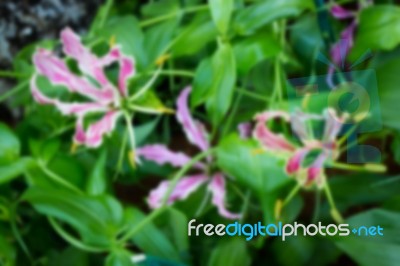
[31,28,166,151]
[253,108,347,188]
[137,87,241,220]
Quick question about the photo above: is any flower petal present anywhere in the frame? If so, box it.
[307,153,328,186]
[33,48,114,104]
[31,75,108,116]
[238,122,252,139]
[323,108,345,143]
[286,148,310,175]
[330,4,354,19]
[76,111,122,148]
[253,111,295,152]
[61,27,109,85]
[208,173,241,220]
[118,53,135,97]
[290,109,322,145]
[148,174,208,209]
[176,87,209,151]
[136,144,205,169]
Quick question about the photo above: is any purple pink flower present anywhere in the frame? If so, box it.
[253,108,347,187]
[137,87,241,220]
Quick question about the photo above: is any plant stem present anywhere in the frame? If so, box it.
[113,130,128,181]
[282,184,301,207]
[117,148,214,243]
[0,80,29,103]
[0,71,29,78]
[124,113,136,156]
[139,5,208,27]
[129,67,162,102]
[323,181,343,223]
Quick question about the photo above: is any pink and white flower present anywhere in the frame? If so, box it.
[137,87,241,220]
[31,27,163,151]
[253,108,347,188]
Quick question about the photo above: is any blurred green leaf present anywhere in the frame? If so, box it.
[233,30,281,75]
[335,209,400,266]
[206,42,236,126]
[209,0,234,35]
[48,247,89,266]
[86,150,107,195]
[124,208,182,262]
[191,58,213,107]
[234,0,313,35]
[23,187,124,248]
[0,158,34,185]
[208,238,251,266]
[172,14,217,57]
[0,123,20,166]
[0,234,16,266]
[106,249,136,266]
[217,134,290,222]
[167,208,189,254]
[355,5,400,53]
[141,0,179,18]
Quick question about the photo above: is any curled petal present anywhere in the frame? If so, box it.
[323,108,345,144]
[136,144,205,169]
[61,27,109,85]
[31,75,108,116]
[253,111,295,152]
[33,48,114,104]
[148,175,208,209]
[286,148,310,175]
[290,110,322,145]
[307,153,328,186]
[118,54,135,97]
[176,87,209,151]
[330,4,354,19]
[75,111,122,148]
[208,173,241,220]
[238,122,252,139]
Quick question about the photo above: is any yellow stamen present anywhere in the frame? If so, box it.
[70,142,78,154]
[251,148,265,156]
[159,107,175,114]
[301,93,311,110]
[274,199,283,220]
[155,54,170,66]
[109,35,116,47]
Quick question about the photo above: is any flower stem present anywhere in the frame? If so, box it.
[0,71,29,78]
[323,182,343,223]
[330,161,386,173]
[0,80,29,103]
[139,5,208,27]
[129,67,162,102]
[117,148,214,243]
[282,184,301,207]
[123,113,136,167]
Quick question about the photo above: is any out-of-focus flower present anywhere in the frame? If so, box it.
[137,87,241,220]
[253,108,347,188]
[328,2,372,87]
[31,27,165,152]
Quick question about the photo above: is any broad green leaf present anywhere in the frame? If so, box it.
[335,209,400,266]
[86,150,107,195]
[141,0,179,18]
[48,247,89,266]
[0,234,16,266]
[167,208,189,253]
[217,134,290,222]
[208,238,251,266]
[124,208,182,262]
[41,139,61,164]
[172,13,218,57]
[0,123,20,166]
[354,5,400,53]
[234,0,313,35]
[0,158,34,185]
[133,90,173,114]
[191,58,213,107]
[23,187,124,248]
[206,42,236,126]
[209,0,234,35]
[233,30,281,75]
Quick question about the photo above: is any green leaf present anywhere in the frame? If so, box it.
[48,247,89,266]
[335,209,400,266]
[0,158,34,185]
[133,90,173,114]
[23,187,124,248]
[217,134,290,222]
[209,0,234,35]
[208,238,251,266]
[86,150,107,195]
[106,249,136,266]
[234,0,313,35]
[354,5,400,53]
[172,13,218,57]
[191,58,213,107]
[206,42,236,126]
[167,208,189,253]
[0,123,20,166]
[124,208,182,262]
[233,30,281,75]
